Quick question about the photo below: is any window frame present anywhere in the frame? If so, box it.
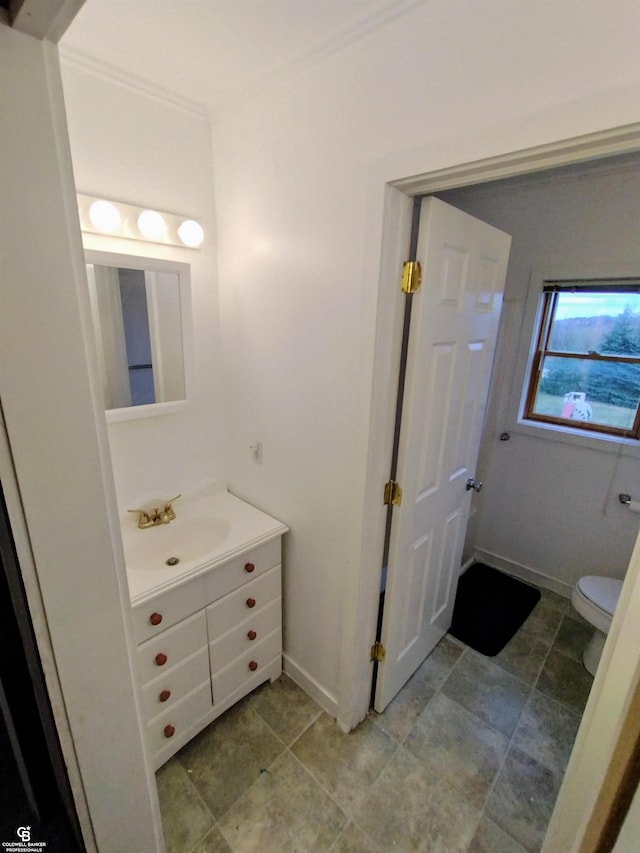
[522,280,640,440]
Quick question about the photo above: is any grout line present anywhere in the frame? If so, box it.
[253,702,324,750]
[285,724,398,850]
[158,759,219,853]
[284,707,325,749]
[213,743,289,848]
[187,682,328,849]
[161,619,591,853]
[327,820,382,852]
[462,606,589,852]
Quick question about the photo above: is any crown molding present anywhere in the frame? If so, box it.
[58,44,209,121]
[60,0,429,123]
[211,0,429,120]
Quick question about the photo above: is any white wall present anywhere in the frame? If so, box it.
[210,0,640,716]
[440,158,640,593]
[60,57,225,510]
[0,27,160,851]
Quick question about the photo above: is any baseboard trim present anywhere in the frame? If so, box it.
[472,548,573,599]
[282,654,339,719]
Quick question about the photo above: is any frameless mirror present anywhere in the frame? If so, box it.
[85,251,190,422]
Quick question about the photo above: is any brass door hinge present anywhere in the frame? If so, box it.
[401,260,422,294]
[384,479,402,506]
[370,641,386,663]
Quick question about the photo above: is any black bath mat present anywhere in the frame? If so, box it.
[450,563,541,656]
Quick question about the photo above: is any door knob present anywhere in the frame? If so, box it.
[466,478,483,493]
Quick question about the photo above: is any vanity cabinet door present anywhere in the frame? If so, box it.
[212,626,282,705]
[146,681,212,762]
[206,565,281,640]
[137,610,207,685]
[141,646,210,720]
[209,597,281,670]
[207,564,282,707]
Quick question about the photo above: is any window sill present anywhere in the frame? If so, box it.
[512,417,640,456]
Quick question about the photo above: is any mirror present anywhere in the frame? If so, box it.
[85,251,190,421]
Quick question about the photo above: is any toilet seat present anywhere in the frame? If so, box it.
[572,575,623,634]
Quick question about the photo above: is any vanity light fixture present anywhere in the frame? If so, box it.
[177,219,204,248]
[88,199,121,233]
[77,193,204,249]
[137,209,167,241]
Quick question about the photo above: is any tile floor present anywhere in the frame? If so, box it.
[156,587,594,853]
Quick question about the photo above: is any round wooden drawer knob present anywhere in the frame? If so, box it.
[164,724,175,738]
[247,630,257,641]
[246,597,256,608]
[159,690,171,703]
[248,660,258,671]
[155,652,168,666]
[245,562,255,573]
[149,612,163,626]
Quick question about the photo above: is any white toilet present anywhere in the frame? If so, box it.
[571,575,624,676]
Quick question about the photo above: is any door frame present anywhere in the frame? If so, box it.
[337,122,640,848]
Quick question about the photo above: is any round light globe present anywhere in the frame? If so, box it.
[178,219,204,248]
[137,210,167,241]
[89,200,121,233]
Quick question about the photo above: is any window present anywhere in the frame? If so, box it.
[524,282,640,438]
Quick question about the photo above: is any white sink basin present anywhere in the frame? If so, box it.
[122,486,288,603]
[123,517,231,572]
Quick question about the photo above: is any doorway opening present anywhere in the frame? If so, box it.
[352,127,640,852]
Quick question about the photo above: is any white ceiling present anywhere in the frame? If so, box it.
[61,0,426,116]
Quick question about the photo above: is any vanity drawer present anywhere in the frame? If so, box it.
[146,680,212,759]
[137,610,207,685]
[141,646,210,720]
[131,537,281,643]
[212,626,281,705]
[209,597,281,673]
[206,565,281,641]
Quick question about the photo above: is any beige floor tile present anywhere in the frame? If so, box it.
[218,751,347,852]
[177,700,285,818]
[372,673,435,742]
[329,821,381,852]
[551,615,593,663]
[511,690,581,777]
[156,759,214,853]
[442,651,531,737]
[349,746,481,853]
[536,589,570,615]
[536,649,593,714]
[291,712,397,815]
[467,817,527,853]
[416,635,465,690]
[518,604,564,647]
[192,827,233,853]
[492,628,549,685]
[486,746,563,853]
[404,692,509,809]
[248,673,322,745]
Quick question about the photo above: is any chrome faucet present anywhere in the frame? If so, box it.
[128,495,181,529]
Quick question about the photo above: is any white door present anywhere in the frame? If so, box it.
[374,197,511,711]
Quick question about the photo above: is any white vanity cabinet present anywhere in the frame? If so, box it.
[131,536,283,768]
